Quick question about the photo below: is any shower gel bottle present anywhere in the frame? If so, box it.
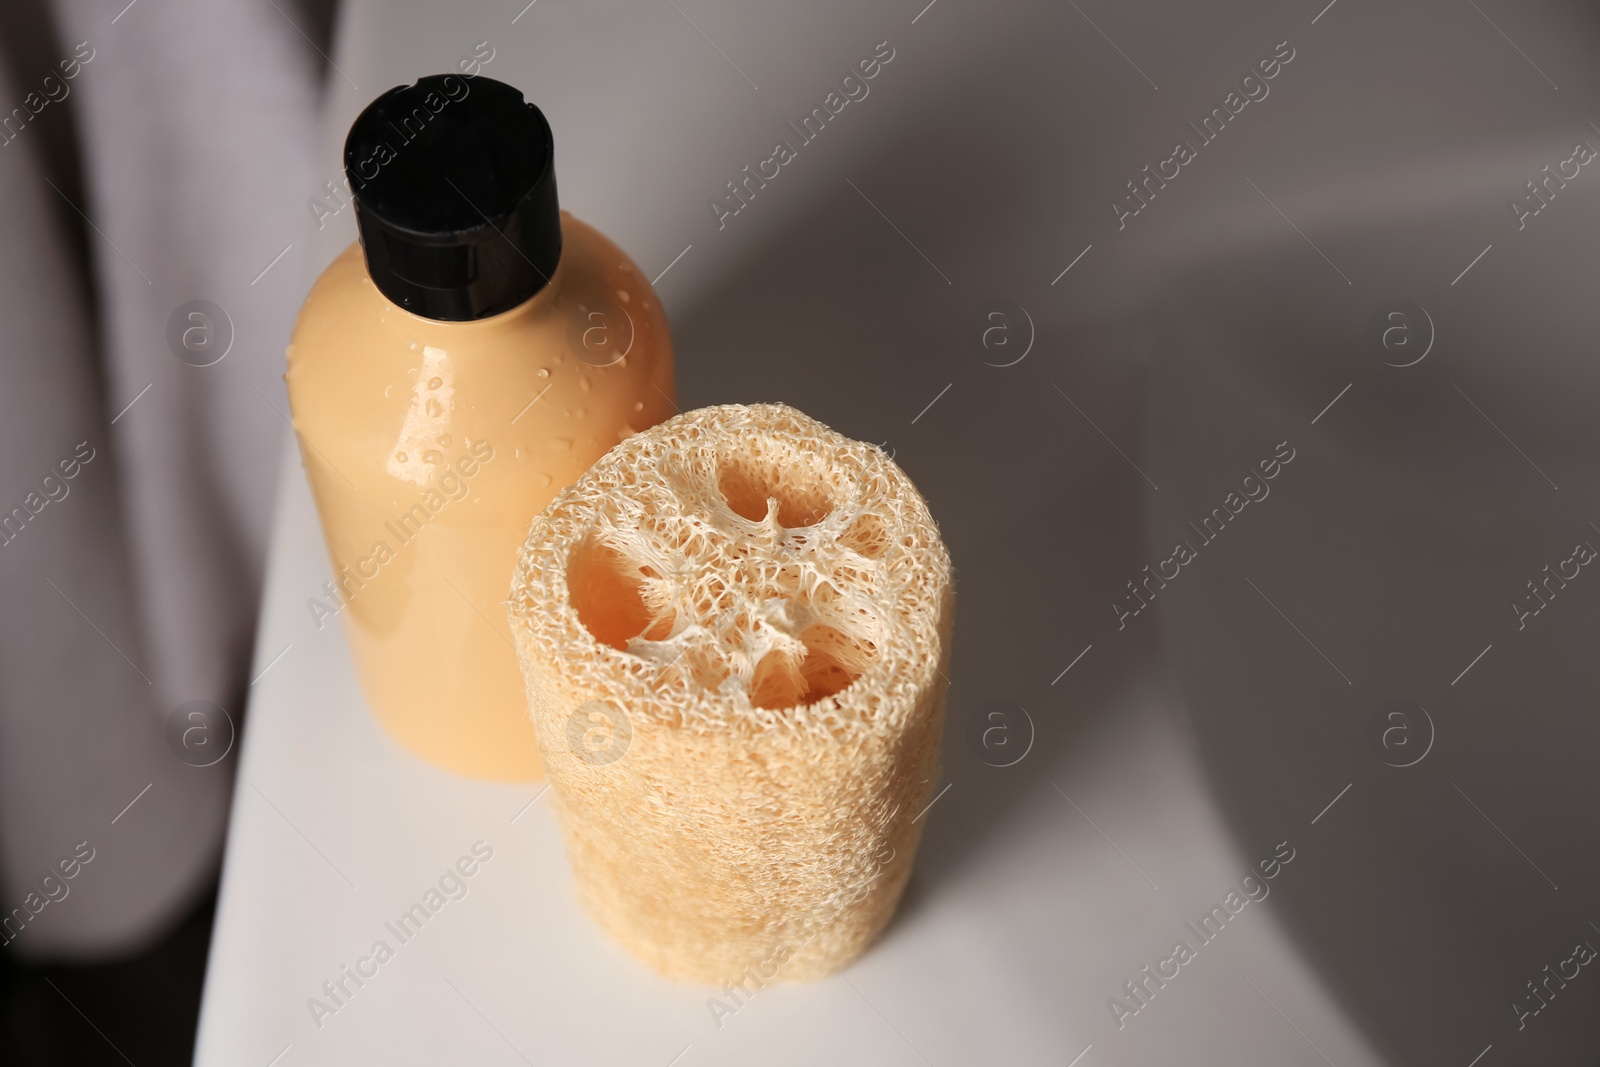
[286,74,677,780]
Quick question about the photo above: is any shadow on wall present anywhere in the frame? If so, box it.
[1145,207,1600,1066]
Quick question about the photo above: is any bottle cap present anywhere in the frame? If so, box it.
[344,74,560,321]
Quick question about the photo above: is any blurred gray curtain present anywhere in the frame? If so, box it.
[0,0,325,957]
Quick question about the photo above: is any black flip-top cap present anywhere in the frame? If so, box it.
[344,74,560,321]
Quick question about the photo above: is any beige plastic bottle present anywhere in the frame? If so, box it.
[286,75,675,780]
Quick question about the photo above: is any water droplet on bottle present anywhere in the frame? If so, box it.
[554,437,573,452]
[633,401,644,412]
[396,451,408,463]
[408,341,420,351]
[539,473,552,488]
[537,368,550,379]
[426,398,442,417]
[428,376,443,389]
[579,377,592,393]
[616,289,630,303]
[439,434,451,447]
[423,450,442,463]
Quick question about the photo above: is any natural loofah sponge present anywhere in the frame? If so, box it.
[508,402,954,984]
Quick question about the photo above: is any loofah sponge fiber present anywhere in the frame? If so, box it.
[508,403,954,984]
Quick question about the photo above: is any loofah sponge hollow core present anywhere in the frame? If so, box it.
[508,403,954,984]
